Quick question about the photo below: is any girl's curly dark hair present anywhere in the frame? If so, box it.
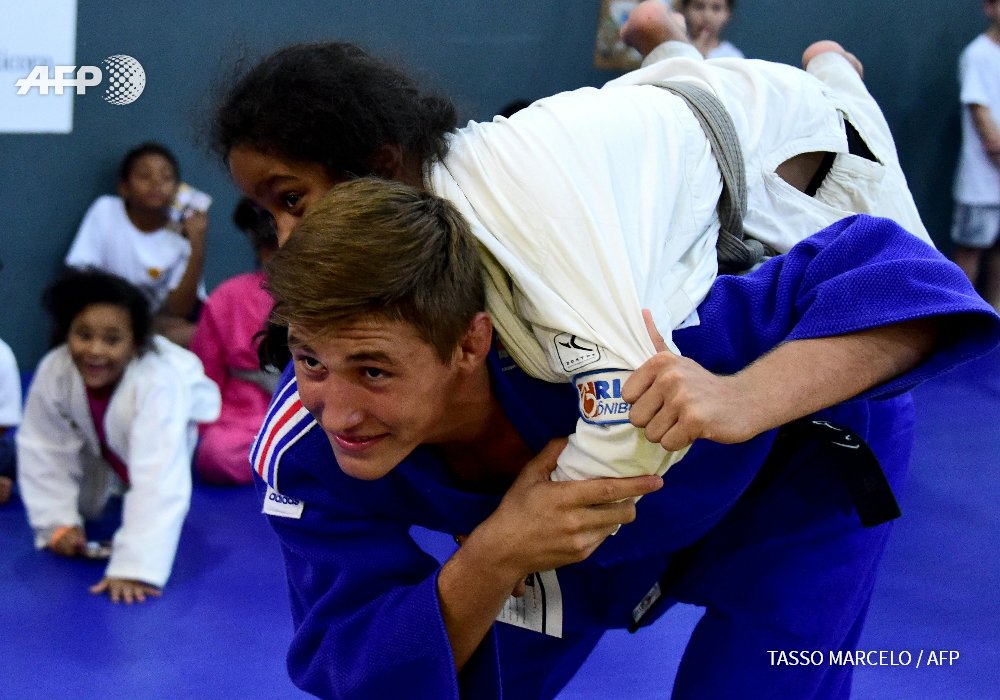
[212,42,457,181]
[44,267,153,352]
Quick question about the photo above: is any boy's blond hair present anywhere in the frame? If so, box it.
[266,178,486,362]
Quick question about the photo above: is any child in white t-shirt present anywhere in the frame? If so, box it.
[951,0,1000,309]
[64,142,210,346]
[190,199,279,484]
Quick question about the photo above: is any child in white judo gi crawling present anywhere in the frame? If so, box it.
[17,269,220,603]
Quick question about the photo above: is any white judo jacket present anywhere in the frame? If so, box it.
[17,336,220,588]
[427,45,929,482]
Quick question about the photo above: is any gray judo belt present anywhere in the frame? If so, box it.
[657,81,775,274]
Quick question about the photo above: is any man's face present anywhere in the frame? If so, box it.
[289,316,468,480]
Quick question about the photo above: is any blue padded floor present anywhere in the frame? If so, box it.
[0,484,309,699]
[1,349,997,699]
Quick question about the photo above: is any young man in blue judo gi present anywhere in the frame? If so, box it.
[254,179,1000,699]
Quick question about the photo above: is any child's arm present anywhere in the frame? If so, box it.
[163,211,208,318]
[969,103,1000,169]
[102,363,194,591]
[15,353,88,551]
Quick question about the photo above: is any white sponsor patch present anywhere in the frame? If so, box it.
[496,570,563,638]
[262,485,305,519]
[553,333,602,372]
[574,368,632,425]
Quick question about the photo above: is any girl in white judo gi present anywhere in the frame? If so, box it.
[17,269,220,603]
[216,20,929,486]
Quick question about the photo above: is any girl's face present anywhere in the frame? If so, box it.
[68,304,137,391]
[228,145,339,245]
[118,153,179,212]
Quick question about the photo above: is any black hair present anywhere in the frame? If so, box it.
[44,268,153,352]
[211,42,457,180]
[232,198,278,254]
[254,320,291,372]
[231,198,283,367]
[119,142,180,182]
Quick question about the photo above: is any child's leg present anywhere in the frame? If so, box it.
[952,204,1000,303]
[953,246,984,288]
[0,431,15,504]
[85,495,123,543]
[985,243,1000,310]
[621,0,689,58]
[800,42,931,243]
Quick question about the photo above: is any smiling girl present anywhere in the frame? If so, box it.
[16,268,220,603]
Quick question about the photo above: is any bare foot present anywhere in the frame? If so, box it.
[802,40,864,79]
[621,0,689,58]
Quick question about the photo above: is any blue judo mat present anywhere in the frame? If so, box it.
[1,349,997,699]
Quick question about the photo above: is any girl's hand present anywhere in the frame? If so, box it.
[49,525,86,557]
[89,577,162,604]
[180,210,209,248]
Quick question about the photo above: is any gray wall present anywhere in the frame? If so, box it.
[0,1,987,368]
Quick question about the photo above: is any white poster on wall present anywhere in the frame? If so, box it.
[0,0,78,133]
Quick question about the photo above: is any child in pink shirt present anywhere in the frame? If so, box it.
[191,200,278,484]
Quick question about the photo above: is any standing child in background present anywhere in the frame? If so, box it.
[16,269,220,603]
[677,0,743,58]
[64,142,210,347]
[0,335,21,505]
[951,0,1000,310]
[190,200,279,485]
